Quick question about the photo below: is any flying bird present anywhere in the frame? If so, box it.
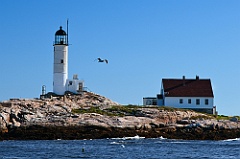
[95,58,108,64]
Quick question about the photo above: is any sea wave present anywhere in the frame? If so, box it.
[111,135,145,140]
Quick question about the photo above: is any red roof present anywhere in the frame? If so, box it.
[162,78,214,97]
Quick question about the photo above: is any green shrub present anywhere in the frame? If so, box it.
[72,106,123,116]
[105,105,138,116]
[72,107,108,115]
[215,115,240,120]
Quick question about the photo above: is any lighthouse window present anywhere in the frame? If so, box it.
[60,38,64,44]
[61,59,64,63]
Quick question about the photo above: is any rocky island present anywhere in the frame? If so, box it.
[0,92,239,140]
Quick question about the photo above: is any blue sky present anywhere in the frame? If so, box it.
[0,0,240,116]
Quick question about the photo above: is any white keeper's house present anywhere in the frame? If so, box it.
[143,76,217,114]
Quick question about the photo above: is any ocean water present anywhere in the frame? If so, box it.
[0,137,239,159]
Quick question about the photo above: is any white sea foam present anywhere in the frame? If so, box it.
[122,135,145,140]
[159,136,167,140]
[110,141,119,144]
[111,135,145,140]
[223,138,240,142]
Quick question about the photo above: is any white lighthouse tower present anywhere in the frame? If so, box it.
[52,24,84,95]
[53,26,68,95]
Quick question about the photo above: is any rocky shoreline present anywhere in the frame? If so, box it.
[1,125,240,140]
[0,92,240,140]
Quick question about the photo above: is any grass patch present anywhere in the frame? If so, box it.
[105,105,139,116]
[72,105,191,117]
[189,115,213,120]
[156,106,189,112]
[72,107,100,114]
[215,115,231,120]
[72,105,237,120]
[215,115,240,120]
[72,107,115,116]
[72,105,145,117]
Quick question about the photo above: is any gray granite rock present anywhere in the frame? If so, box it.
[0,92,239,136]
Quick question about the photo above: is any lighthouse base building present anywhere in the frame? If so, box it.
[66,75,84,94]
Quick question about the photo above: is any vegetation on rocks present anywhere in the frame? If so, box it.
[105,105,139,116]
[216,115,240,120]
[156,106,186,112]
[189,115,214,120]
[71,107,116,116]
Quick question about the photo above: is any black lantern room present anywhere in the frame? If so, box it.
[54,26,68,45]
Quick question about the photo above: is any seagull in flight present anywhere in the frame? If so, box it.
[95,58,108,64]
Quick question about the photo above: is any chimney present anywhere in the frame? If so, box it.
[183,76,185,86]
[73,74,78,80]
[196,75,199,80]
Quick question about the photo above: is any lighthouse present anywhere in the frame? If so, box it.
[53,24,84,95]
[53,26,68,95]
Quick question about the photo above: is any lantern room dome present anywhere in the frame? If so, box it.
[55,26,66,35]
[54,26,68,45]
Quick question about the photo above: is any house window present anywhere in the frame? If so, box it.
[179,99,183,104]
[69,81,73,85]
[188,99,191,104]
[61,59,64,63]
[205,99,209,105]
[196,99,200,105]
